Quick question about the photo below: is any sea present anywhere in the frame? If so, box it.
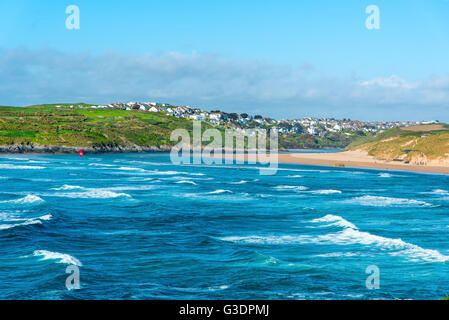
[0,152,448,300]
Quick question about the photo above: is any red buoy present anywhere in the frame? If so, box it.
[79,149,84,157]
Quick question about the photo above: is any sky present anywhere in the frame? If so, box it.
[0,0,448,121]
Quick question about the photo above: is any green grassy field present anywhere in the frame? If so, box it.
[348,124,449,162]
[0,104,368,150]
[0,104,199,148]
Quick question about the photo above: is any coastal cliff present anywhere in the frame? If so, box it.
[0,143,172,154]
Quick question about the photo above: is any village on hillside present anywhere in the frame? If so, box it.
[58,102,440,138]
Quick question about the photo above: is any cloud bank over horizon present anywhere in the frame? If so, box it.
[0,47,448,121]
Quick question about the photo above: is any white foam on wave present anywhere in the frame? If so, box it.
[309,189,342,195]
[208,285,229,291]
[175,180,197,185]
[275,185,308,191]
[221,214,449,263]
[149,170,205,176]
[287,175,303,178]
[52,189,131,199]
[378,173,392,178]
[0,164,46,170]
[52,185,85,191]
[428,189,449,195]
[33,250,82,266]
[117,166,146,172]
[347,195,433,207]
[231,180,249,184]
[315,252,361,258]
[0,214,52,231]
[0,195,45,204]
[207,189,233,195]
[105,185,155,191]
[88,163,116,167]
[311,214,358,229]
[148,170,183,175]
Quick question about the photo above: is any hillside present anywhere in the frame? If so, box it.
[0,104,201,152]
[0,104,365,153]
[348,124,449,165]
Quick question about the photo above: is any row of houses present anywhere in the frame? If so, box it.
[84,102,439,137]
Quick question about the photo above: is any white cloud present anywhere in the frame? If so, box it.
[0,47,448,121]
[359,75,417,89]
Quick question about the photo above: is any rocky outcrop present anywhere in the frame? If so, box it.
[0,143,172,154]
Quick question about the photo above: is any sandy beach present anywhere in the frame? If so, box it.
[221,150,449,175]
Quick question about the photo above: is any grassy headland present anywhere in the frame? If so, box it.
[0,104,363,153]
[0,104,197,150]
[348,124,449,164]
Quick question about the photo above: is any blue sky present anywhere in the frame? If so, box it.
[0,0,448,120]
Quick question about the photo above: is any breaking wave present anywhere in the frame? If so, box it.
[0,214,52,231]
[231,180,249,184]
[0,195,45,205]
[221,214,449,263]
[175,180,197,185]
[309,189,342,195]
[33,250,82,266]
[275,185,308,191]
[0,164,46,170]
[52,185,84,191]
[311,214,358,229]
[346,195,433,207]
[51,190,131,199]
[207,189,233,195]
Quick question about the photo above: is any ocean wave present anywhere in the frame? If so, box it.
[88,163,116,167]
[0,195,45,205]
[117,166,146,172]
[311,214,358,229]
[428,189,449,195]
[52,185,84,191]
[5,157,29,161]
[378,173,392,178]
[175,180,197,185]
[231,180,249,184]
[147,170,184,175]
[208,285,229,291]
[105,185,156,191]
[346,195,433,207]
[33,250,82,266]
[0,214,52,231]
[0,164,46,170]
[275,185,308,191]
[206,189,233,195]
[51,190,131,199]
[221,214,449,262]
[149,170,205,176]
[309,189,342,195]
[287,175,303,178]
[315,252,362,258]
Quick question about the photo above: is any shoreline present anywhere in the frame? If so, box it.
[219,150,449,175]
[2,144,449,175]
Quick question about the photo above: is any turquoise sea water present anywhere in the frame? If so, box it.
[0,153,448,300]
